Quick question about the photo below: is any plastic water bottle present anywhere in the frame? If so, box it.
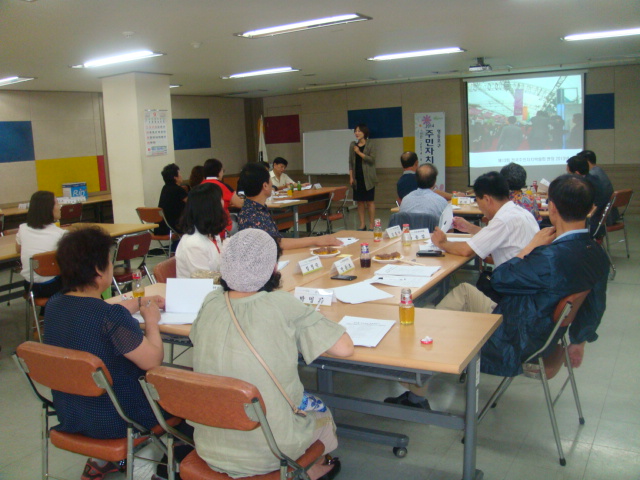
[360,243,371,268]
[399,288,415,325]
[402,224,411,246]
[373,219,383,242]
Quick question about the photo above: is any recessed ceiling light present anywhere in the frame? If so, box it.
[222,67,299,79]
[563,27,640,41]
[236,13,371,38]
[0,76,35,87]
[169,84,182,88]
[368,47,465,61]
[71,50,164,68]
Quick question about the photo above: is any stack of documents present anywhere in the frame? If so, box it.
[368,264,441,289]
[134,278,216,325]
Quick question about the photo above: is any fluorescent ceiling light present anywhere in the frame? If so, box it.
[237,13,371,38]
[222,67,299,79]
[563,27,640,41]
[169,84,182,88]
[368,47,465,61]
[71,50,164,68]
[0,76,35,87]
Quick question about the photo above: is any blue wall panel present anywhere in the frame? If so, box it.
[0,121,35,163]
[173,118,211,150]
[585,93,614,130]
[348,107,403,139]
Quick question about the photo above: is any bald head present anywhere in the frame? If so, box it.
[400,151,419,170]
[416,164,438,189]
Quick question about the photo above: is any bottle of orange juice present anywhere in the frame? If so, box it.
[399,288,415,325]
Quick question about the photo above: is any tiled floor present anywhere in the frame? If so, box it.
[1,215,639,480]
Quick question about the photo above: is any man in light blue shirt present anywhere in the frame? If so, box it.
[399,163,448,218]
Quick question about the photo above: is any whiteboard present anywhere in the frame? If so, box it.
[303,129,353,175]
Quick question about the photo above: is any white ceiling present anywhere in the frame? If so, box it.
[1,0,639,97]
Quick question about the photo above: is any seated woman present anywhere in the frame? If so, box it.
[175,183,228,278]
[190,229,353,480]
[188,165,204,190]
[44,227,167,479]
[16,190,66,298]
[500,162,541,222]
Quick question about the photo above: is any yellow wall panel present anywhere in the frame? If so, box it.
[446,134,463,167]
[35,156,100,196]
[403,136,415,152]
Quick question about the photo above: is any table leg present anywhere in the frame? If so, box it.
[293,205,300,238]
[463,354,483,480]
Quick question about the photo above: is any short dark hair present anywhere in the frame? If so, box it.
[507,116,517,125]
[220,238,283,293]
[273,157,288,167]
[416,164,438,189]
[500,162,527,190]
[473,172,510,200]
[239,162,270,197]
[566,155,589,175]
[56,227,112,291]
[354,124,370,139]
[188,165,204,188]
[26,191,56,229]
[577,150,597,165]
[181,183,228,237]
[161,163,180,185]
[203,158,223,178]
[400,152,418,169]
[548,174,594,222]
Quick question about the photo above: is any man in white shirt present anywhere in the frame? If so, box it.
[269,157,310,191]
[399,164,448,219]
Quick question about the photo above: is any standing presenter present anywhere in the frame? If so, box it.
[349,124,377,231]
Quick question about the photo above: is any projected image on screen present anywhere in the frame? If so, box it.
[467,73,584,184]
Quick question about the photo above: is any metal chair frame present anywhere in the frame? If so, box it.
[13,341,169,480]
[140,366,324,480]
[311,186,349,234]
[603,189,633,259]
[477,290,591,466]
[26,250,60,342]
[136,207,180,258]
[591,195,620,280]
[111,232,154,295]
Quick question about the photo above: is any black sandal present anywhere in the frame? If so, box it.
[317,455,341,480]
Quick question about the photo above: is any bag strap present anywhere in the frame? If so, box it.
[224,292,306,417]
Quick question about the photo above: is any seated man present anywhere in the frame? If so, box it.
[566,155,610,236]
[269,157,309,191]
[578,149,619,225]
[431,171,539,268]
[396,151,419,201]
[389,175,608,408]
[156,163,187,236]
[399,163,448,219]
[237,163,342,250]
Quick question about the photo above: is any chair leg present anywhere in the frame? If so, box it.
[478,376,514,424]
[42,405,49,480]
[563,343,585,425]
[623,224,630,259]
[539,358,566,466]
[604,229,610,254]
[126,425,134,480]
[112,278,123,296]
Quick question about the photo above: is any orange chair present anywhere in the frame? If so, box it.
[25,250,60,341]
[153,256,177,283]
[111,232,154,295]
[311,186,349,234]
[136,207,179,258]
[477,290,591,466]
[60,203,83,225]
[13,341,178,480]
[604,189,633,258]
[140,366,325,480]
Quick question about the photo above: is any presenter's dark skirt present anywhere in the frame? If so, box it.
[353,184,375,202]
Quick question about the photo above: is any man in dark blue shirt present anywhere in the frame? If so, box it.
[396,151,419,201]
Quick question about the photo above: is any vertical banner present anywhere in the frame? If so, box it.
[415,113,446,190]
[144,110,169,156]
[258,115,269,166]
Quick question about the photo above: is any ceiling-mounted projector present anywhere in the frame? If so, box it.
[469,57,492,72]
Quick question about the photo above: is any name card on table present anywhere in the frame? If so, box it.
[410,228,430,241]
[313,183,322,189]
[294,287,333,306]
[297,256,323,275]
[333,257,355,274]
[386,225,402,238]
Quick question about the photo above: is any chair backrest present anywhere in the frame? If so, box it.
[331,186,348,204]
[0,212,4,235]
[136,207,164,224]
[31,250,60,278]
[113,232,152,262]
[611,189,633,213]
[153,256,177,283]
[60,204,83,224]
[144,366,265,431]
[591,197,614,240]
[388,211,438,231]
[553,289,591,328]
[15,341,112,396]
